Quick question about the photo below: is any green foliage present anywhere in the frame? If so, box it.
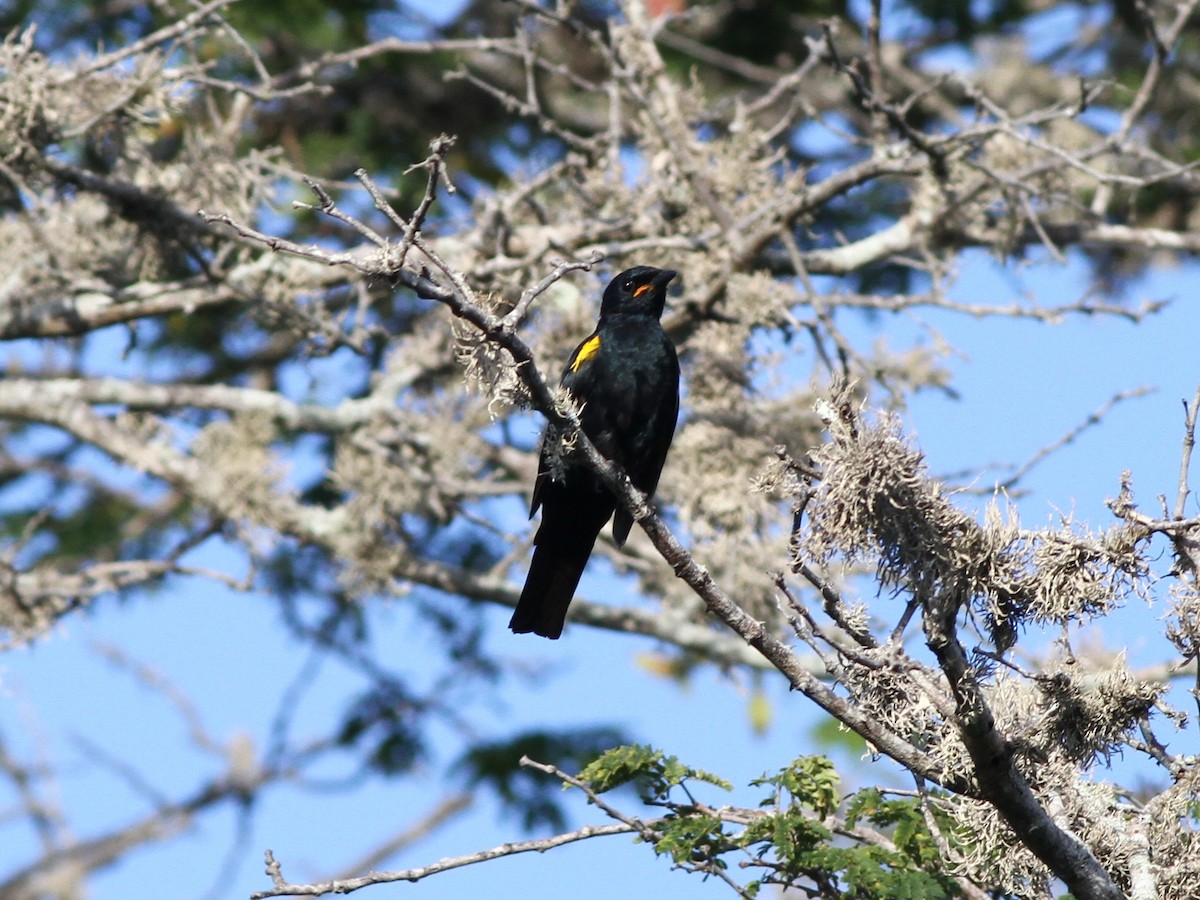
[845,788,950,871]
[751,754,841,818]
[740,803,832,865]
[654,813,731,868]
[571,750,962,898]
[736,777,964,898]
[577,746,740,875]
[576,743,732,799]
[795,843,960,898]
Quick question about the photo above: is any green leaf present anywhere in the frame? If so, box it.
[577,744,732,799]
[752,755,840,817]
[576,744,664,794]
[654,814,729,866]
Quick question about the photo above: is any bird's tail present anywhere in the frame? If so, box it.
[509,527,598,639]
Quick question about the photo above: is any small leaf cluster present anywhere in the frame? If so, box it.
[741,773,963,899]
[578,745,735,871]
[577,743,733,799]
[578,748,963,898]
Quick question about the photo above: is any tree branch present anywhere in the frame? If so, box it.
[250,823,640,898]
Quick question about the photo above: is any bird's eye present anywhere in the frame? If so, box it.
[623,280,634,291]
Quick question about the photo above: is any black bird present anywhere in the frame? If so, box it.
[509,266,680,639]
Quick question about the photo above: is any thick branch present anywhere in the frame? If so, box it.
[921,594,1123,900]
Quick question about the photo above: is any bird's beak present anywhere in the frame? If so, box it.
[654,269,678,290]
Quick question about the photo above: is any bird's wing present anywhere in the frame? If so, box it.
[529,329,602,517]
[611,361,679,546]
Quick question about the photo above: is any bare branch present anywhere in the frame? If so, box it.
[327,794,474,881]
[250,823,640,898]
[995,387,1155,491]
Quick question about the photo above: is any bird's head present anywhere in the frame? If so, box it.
[600,266,677,318]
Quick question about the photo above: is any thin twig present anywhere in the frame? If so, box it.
[1173,386,1200,520]
[996,387,1154,491]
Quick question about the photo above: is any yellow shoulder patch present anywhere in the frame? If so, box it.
[569,334,601,372]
